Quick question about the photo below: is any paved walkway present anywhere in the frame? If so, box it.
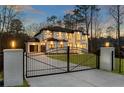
[27,69,124,87]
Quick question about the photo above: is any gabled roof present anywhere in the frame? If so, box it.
[27,38,40,42]
[34,26,88,37]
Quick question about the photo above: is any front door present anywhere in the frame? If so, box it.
[41,45,46,52]
[30,45,38,53]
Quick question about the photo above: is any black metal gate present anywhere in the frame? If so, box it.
[0,51,4,86]
[0,52,3,71]
[24,46,98,78]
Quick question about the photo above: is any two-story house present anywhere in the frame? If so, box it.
[26,26,89,53]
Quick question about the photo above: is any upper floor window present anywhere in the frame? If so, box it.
[68,43,73,48]
[82,35,88,41]
[76,32,81,40]
[66,33,69,39]
[57,32,62,39]
[76,43,80,48]
[44,30,53,38]
[81,44,87,48]
[68,33,72,39]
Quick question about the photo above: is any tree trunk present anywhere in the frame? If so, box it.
[90,6,93,52]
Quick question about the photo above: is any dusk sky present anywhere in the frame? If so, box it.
[21,5,75,25]
[14,5,124,36]
[16,5,119,37]
[19,5,110,27]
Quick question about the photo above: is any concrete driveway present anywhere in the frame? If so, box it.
[27,69,124,87]
[26,54,91,76]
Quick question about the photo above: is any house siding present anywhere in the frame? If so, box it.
[27,28,89,53]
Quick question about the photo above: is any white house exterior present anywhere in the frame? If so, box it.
[26,26,89,53]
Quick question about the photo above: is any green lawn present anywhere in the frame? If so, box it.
[113,58,124,74]
[15,80,30,87]
[0,71,3,80]
[48,53,97,68]
[48,53,124,74]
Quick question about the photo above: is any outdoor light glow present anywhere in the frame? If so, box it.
[11,40,16,48]
[77,44,80,48]
[42,42,45,45]
[87,35,90,39]
[50,41,54,44]
[105,42,110,47]
[60,41,63,45]
[32,43,36,45]
[41,42,45,45]
[47,30,49,33]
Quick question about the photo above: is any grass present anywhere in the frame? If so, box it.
[15,79,30,87]
[113,58,124,74]
[48,53,124,74]
[0,71,3,80]
[48,53,96,68]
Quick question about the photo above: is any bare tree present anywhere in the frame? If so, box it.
[0,5,23,51]
[109,5,124,72]
[63,13,75,29]
[94,10,101,38]
[10,19,24,34]
[25,23,46,36]
[47,15,58,26]
[106,26,115,38]
[110,6,123,39]
[73,5,91,36]
[0,5,20,32]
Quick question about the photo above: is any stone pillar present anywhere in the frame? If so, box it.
[100,47,115,71]
[4,49,23,86]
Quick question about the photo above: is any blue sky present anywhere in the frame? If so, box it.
[22,5,75,25]
[18,5,124,37]
[21,5,110,26]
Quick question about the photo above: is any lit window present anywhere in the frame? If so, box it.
[81,44,87,48]
[49,32,53,38]
[82,35,88,41]
[49,41,55,49]
[59,41,64,48]
[66,33,69,39]
[57,32,62,39]
[68,33,72,39]
[76,43,80,48]
[82,36,85,40]
[68,43,72,48]
[44,30,53,38]
[76,32,80,40]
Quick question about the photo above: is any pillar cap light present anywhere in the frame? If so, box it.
[11,40,16,48]
[105,42,110,47]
